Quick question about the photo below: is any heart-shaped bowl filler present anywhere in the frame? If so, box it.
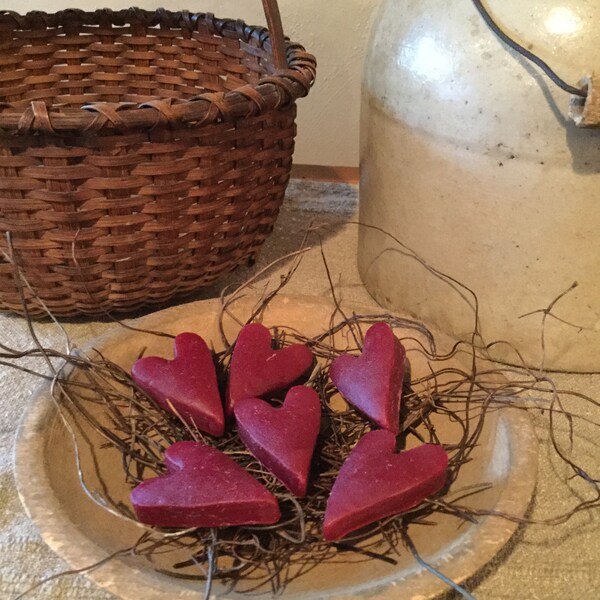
[323,430,448,541]
[330,322,406,433]
[130,441,281,528]
[226,323,314,417]
[234,386,321,497]
[131,332,225,437]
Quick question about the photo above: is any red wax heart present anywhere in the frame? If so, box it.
[323,430,448,541]
[131,441,281,528]
[131,333,224,437]
[227,323,314,416]
[234,386,321,497]
[330,322,406,433]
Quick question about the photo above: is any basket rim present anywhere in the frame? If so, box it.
[0,7,317,134]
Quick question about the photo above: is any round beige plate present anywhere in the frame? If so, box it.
[15,295,538,600]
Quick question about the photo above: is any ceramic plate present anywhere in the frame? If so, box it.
[15,295,538,599]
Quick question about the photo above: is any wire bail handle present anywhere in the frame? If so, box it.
[472,0,599,127]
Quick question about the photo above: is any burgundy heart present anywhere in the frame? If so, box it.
[234,386,321,497]
[323,430,448,540]
[330,322,406,433]
[227,323,313,416]
[131,332,224,437]
[131,441,281,528]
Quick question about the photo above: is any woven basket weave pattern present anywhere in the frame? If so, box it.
[0,8,315,315]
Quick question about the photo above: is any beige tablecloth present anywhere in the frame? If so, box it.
[1,182,599,599]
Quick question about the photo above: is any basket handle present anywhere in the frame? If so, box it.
[261,0,288,70]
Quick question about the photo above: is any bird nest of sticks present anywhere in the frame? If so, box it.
[4,237,600,600]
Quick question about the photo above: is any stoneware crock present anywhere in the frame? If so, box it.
[359,0,600,370]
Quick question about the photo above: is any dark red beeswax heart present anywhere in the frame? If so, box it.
[227,323,313,416]
[131,333,224,437]
[131,441,281,528]
[330,322,406,433]
[323,430,448,541]
[234,386,321,497]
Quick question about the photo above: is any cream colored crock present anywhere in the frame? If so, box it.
[358,0,600,370]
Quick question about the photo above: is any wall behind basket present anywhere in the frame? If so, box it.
[0,0,379,168]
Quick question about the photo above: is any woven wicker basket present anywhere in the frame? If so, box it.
[0,2,316,316]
